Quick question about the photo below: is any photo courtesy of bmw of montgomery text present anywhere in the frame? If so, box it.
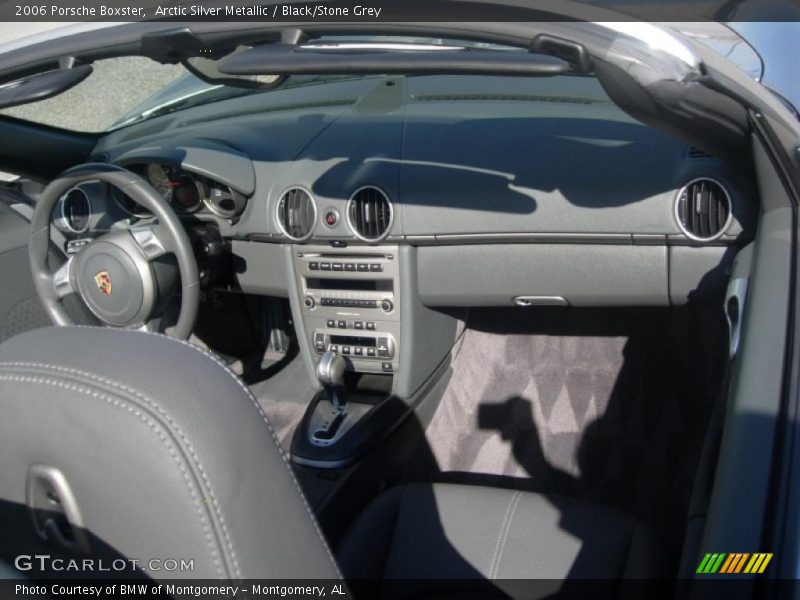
[0,3,799,598]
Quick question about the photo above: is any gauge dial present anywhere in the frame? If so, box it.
[146,163,174,203]
[173,172,204,212]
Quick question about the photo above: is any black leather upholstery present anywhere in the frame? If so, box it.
[338,483,669,582]
[0,327,339,579]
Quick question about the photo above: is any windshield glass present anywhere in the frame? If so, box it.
[0,57,194,132]
[0,36,524,133]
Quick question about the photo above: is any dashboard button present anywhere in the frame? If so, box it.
[354,347,364,356]
[329,345,338,353]
[338,320,347,328]
[354,321,364,330]
[341,346,351,355]
[309,262,319,270]
[366,322,376,330]
[320,262,331,271]
[370,263,383,272]
[345,263,356,271]
[326,319,336,328]
[332,262,344,271]
[367,348,376,357]
[382,362,393,372]
[357,263,369,272]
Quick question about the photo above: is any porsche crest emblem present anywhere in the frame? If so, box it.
[94,271,112,296]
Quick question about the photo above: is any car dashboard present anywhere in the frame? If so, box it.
[52,73,758,392]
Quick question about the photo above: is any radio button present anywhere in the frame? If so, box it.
[382,362,393,372]
[341,346,351,355]
[309,262,320,270]
[326,319,336,328]
[345,263,356,271]
[354,347,364,356]
[370,263,383,272]
[357,263,369,272]
[329,345,338,353]
[354,321,364,330]
[367,348,376,357]
[333,263,344,271]
[320,262,331,270]
[366,322,376,330]
[337,320,347,328]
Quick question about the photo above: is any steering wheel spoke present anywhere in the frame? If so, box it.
[51,257,76,299]
[130,223,173,261]
[31,164,199,339]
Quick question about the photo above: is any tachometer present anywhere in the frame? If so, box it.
[146,163,174,203]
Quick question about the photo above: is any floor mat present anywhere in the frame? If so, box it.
[419,307,727,538]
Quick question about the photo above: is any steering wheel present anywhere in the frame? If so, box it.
[29,163,199,339]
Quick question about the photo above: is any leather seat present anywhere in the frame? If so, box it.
[338,483,669,581]
[0,327,667,593]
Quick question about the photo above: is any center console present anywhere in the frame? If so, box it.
[288,243,456,468]
[293,244,401,376]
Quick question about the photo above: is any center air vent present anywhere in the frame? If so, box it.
[277,187,317,241]
[675,178,731,242]
[347,186,393,242]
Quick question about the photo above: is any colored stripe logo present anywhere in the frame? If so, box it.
[696,553,773,574]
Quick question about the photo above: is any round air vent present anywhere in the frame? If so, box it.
[347,186,393,242]
[674,178,732,242]
[276,187,317,241]
[61,187,91,234]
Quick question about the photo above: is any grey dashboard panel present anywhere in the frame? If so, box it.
[669,246,734,305]
[417,244,669,307]
[92,74,756,249]
[85,73,758,310]
[231,240,288,298]
[114,140,256,196]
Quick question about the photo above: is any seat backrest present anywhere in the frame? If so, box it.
[0,326,340,580]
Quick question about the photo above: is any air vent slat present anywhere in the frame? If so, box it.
[277,187,316,241]
[675,178,731,242]
[348,186,392,242]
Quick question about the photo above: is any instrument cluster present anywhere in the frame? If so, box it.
[111,162,246,219]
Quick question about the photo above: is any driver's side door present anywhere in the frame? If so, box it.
[0,192,53,341]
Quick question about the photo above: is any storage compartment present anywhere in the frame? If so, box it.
[417,243,669,306]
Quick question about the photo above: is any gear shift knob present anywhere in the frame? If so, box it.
[317,351,346,387]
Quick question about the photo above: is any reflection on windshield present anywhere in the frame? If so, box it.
[109,74,380,130]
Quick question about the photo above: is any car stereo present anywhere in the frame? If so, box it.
[293,245,401,375]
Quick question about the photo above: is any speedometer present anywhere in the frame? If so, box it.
[146,163,174,202]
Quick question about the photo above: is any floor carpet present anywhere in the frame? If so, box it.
[417,307,727,541]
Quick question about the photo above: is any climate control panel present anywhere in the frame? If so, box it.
[293,244,401,375]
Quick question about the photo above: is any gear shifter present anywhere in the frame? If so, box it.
[316,351,347,414]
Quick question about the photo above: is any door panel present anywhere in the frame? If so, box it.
[0,200,51,341]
